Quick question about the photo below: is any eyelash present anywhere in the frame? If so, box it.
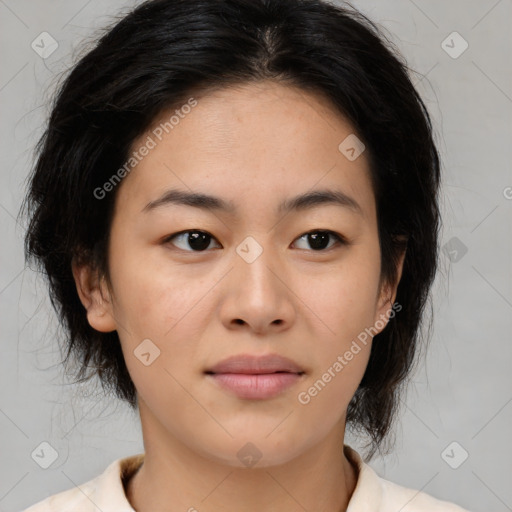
[162,229,348,253]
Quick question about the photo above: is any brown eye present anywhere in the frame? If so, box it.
[164,230,220,252]
[293,230,346,251]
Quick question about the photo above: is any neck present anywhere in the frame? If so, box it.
[126,400,358,512]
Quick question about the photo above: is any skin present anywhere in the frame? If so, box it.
[73,80,405,512]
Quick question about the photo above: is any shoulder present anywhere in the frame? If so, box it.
[344,444,471,512]
[379,476,471,512]
[21,454,144,512]
[21,477,99,512]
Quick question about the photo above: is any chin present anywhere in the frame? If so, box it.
[193,433,308,469]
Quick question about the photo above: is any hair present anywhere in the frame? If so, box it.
[21,0,441,461]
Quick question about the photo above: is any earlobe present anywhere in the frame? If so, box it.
[71,259,117,333]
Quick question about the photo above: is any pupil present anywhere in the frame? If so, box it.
[189,232,210,251]
[309,232,329,250]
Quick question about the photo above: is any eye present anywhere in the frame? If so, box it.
[163,230,220,252]
[292,230,347,251]
[163,229,347,253]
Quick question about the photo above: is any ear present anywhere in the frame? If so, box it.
[71,258,117,333]
[373,246,407,333]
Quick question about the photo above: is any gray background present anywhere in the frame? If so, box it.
[1,1,511,511]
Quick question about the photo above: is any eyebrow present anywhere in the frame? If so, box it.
[142,188,363,216]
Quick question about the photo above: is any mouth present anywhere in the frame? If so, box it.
[204,353,306,400]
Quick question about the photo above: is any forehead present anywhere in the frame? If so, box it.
[116,80,375,222]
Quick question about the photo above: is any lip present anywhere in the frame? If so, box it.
[205,353,305,375]
[204,353,306,400]
[207,373,304,400]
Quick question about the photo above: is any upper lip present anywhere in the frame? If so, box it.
[205,354,305,375]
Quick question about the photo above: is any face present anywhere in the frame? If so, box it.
[75,80,404,468]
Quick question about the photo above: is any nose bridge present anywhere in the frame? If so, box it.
[233,233,281,298]
[223,233,296,327]
[218,232,296,332]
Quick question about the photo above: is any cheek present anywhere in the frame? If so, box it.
[304,248,380,401]
[295,271,376,426]
[312,278,374,388]
[107,242,200,337]
[312,254,381,341]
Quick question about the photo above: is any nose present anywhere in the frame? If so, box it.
[219,243,296,335]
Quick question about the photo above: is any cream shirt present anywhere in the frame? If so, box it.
[23,445,471,511]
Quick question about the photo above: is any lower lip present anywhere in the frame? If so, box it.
[206,372,303,399]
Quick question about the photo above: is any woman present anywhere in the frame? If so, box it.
[21,0,470,510]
